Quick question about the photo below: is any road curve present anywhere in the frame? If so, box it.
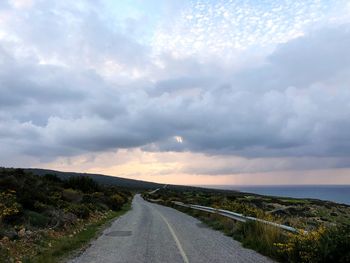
[69,194,273,263]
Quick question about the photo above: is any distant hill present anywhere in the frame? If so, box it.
[24,168,163,190]
[4,167,237,193]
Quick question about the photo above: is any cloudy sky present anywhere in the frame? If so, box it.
[1,0,350,185]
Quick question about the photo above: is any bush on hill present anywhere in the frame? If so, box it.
[0,168,132,233]
[64,176,100,193]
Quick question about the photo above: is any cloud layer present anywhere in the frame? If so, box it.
[1,0,350,180]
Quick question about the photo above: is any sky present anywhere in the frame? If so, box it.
[1,0,350,185]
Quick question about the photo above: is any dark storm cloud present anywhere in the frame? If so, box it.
[143,26,350,157]
[1,0,350,173]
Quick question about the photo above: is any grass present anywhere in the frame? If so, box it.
[169,203,350,263]
[146,188,350,262]
[237,221,286,258]
[208,210,287,259]
[173,205,288,261]
[25,203,131,263]
[279,198,310,205]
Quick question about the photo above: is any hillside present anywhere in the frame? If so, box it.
[0,168,133,262]
[24,168,162,190]
[23,168,240,194]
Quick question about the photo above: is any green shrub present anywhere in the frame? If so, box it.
[43,174,62,183]
[65,203,91,219]
[109,193,126,210]
[92,192,104,201]
[0,190,21,222]
[33,201,49,212]
[82,193,94,203]
[276,225,350,263]
[26,210,50,227]
[62,189,83,203]
[64,176,100,193]
[46,191,62,207]
[0,244,10,259]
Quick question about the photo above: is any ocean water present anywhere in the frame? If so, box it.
[202,185,350,205]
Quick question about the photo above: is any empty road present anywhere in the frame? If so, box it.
[69,194,273,263]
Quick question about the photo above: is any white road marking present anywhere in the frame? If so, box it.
[158,211,190,263]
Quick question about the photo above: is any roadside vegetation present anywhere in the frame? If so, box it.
[0,168,133,263]
[144,187,350,263]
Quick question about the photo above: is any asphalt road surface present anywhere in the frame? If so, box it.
[69,194,273,263]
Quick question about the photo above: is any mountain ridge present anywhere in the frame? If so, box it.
[23,168,162,190]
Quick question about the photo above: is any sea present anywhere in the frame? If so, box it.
[200,185,350,205]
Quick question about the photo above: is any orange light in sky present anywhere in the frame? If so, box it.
[36,148,350,185]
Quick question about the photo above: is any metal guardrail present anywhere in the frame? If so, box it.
[172,201,300,233]
[148,184,168,195]
[148,188,160,194]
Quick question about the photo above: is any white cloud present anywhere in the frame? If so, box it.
[152,0,348,58]
[10,0,33,9]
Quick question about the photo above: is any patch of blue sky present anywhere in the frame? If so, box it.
[100,0,165,43]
